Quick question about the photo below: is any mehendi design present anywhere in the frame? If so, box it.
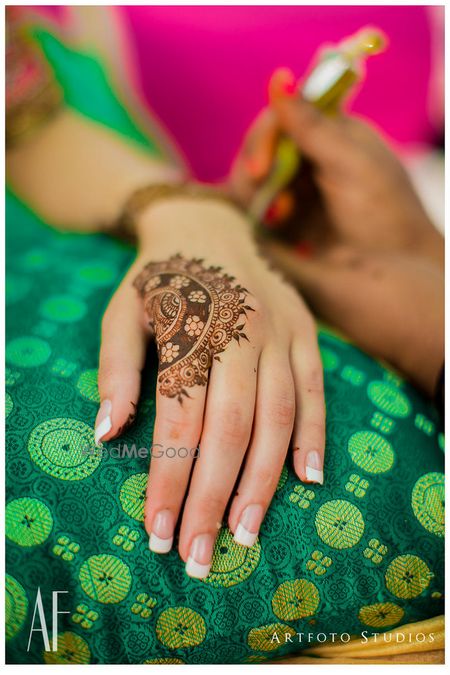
[134,255,253,402]
[117,402,137,436]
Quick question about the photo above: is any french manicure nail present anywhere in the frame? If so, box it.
[234,504,264,547]
[95,399,112,446]
[185,533,214,579]
[306,450,324,484]
[149,510,174,554]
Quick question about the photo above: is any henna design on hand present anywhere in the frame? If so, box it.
[134,254,253,402]
[117,402,137,436]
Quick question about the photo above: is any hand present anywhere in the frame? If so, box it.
[94,196,326,577]
[230,68,443,268]
[263,239,444,397]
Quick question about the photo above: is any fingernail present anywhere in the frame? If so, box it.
[185,533,214,579]
[282,78,298,96]
[269,68,297,102]
[234,504,264,547]
[305,451,324,484]
[264,191,295,227]
[149,510,174,554]
[95,399,112,446]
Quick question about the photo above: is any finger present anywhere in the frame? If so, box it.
[241,107,279,181]
[144,383,207,554]
[265,189,296,227]
[229,108,279,206]
[228,347,295,545]
[268,67,349,168]
[96,277,148,445]
[290,330,326,484]
[178,345,259,576]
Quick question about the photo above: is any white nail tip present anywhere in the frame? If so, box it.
[306,466,324,484]
[149,534,173,554]
[234,523,258,547]
[95,416,112,446]
[185,557,211,579]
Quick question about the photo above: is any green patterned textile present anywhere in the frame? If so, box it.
[6,28,444,665]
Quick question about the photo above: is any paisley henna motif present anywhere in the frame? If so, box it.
[134,255,253,402]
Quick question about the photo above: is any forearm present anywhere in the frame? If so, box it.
[6,106,183,232]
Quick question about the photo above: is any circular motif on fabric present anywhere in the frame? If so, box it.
[348,430,394,474]
[79,554,131,604]
[44,632,90,664]
[6,574,28,640]
[6,274,31,305]
[6,337,51,368]
[6,392,14,418]
[6,497,53,547]
[119,473,147,521]
[40,295,87,323]
[76,369,100,403]
[320,347,340,371]
[247,623,296,651]
[75,262,116,287]
[156,606,206,649]
[21,248,50,270]
[28,418,100,481]
[272,579,320,621]
[202,528,261,587]
[367,381,411,418]
[385,554,433,599]
[358,602,404,628]
[315,499,364,549]
[411,472,444,538]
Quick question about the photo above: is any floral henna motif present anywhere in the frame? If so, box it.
[134,255,253,402]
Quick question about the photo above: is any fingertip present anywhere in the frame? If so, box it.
[293,447,325,485]
[268,67,297,103]
[94,397,138,446]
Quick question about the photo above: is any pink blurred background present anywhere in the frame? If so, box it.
[37,5,444,182]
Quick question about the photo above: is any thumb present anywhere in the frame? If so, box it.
[268,68,348,168]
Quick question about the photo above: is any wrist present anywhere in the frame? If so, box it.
[135,194,256,258]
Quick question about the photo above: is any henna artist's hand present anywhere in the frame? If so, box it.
[230,68,443,268]
[95,197,326,577]
[263,240,444,398]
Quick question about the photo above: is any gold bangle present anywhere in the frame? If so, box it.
[115,182,254,241]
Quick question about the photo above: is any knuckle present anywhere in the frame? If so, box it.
[157,414,192,443]
[266,389,295,427]
[303,367,324,396]
[252,465,279,493]
[190,492,227,518]
[207,402,250,446]
[247,296,267,325]
[297,319,317,343]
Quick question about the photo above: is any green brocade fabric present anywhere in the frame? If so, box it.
[6,29,444,665]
